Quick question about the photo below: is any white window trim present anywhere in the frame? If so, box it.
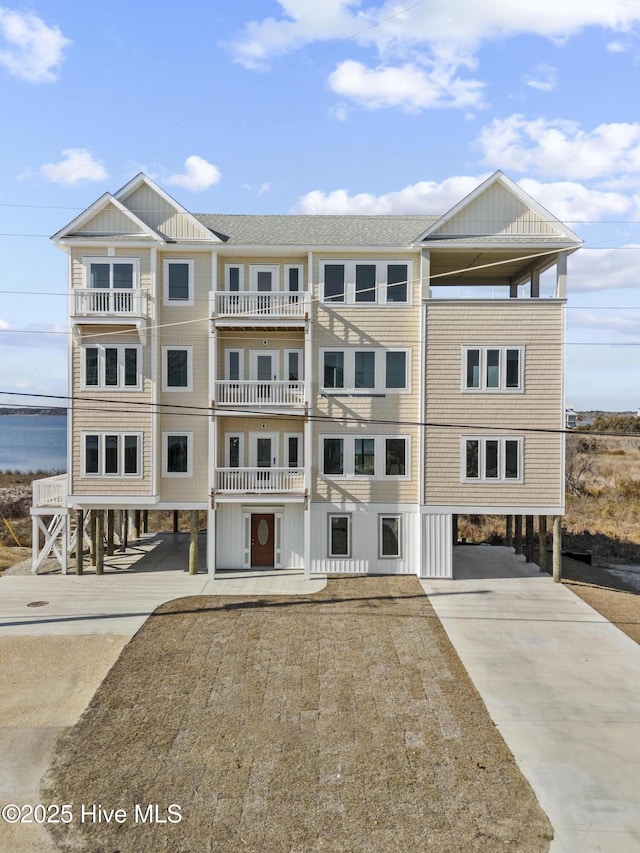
[82,256,139,289]
[462,346,525,393]
[284,348,304,381]
[319,347,410,395]
[328,513,352,558]
[249,349,279,381]
[319,434,410,480]
[379,514,402,559]
[224,264,244,291]
[320,260,412,305]
[162,345,193,393]
[461,436,524,483]
[284,264,304,291]
[163,258,194,306]
[283,432,304,468]
[225,433,244,467]
[249,264,280,291]
[249,431,279,467]
[82,344,142,391]
[81,432,142,478]
[162,432,193,478]
[224,348,245,380]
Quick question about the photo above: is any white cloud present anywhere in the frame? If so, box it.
[525,63,556,91]
[257,182,272,196]
[567,246,640,293]
[518,178,632,222]
[569,308,640,335]
[165,156,221,192]
[229,1,640,114]
[0,6,70,83]
[607,40,629,52]
[328,58,485,111]
[40,149,108,184]
[479,115,640,180]
[294,174,488,214]
[330,102,349,121]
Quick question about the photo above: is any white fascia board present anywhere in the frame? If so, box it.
[413,238,581,251]
[68,495,160,507]
[52,192,164,243]
[213,244,421,256]
[422,504,565,515]
[115,172,221,243]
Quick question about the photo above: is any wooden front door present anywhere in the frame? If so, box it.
[251,513,275,567]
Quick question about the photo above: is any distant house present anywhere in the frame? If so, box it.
[32,171,581,577]
[566,408,578,429]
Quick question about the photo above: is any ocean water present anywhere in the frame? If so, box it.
[0,415,67,473]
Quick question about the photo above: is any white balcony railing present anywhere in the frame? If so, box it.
[215,467,304,493]
[32,474,68,508]
[213,291,308,320]
[73,289,146,317]
[215,380,305,407]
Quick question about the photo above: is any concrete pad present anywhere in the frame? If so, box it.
[422,545,640,853]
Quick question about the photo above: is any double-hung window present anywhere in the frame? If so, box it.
[320,348,409,394]
[83,433,141,477]
[463,437,522,482]
[163,433,192,477]
[163,346,192,391]
[321,261,411,304]
[83,345,140,390]
[164,259,194,305]
[463,346,523,391]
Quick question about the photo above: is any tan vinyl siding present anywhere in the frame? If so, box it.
[424,300,564,507]
[77,204,142,236]
[435,182,559,237]
[311,251,421,504]
[124,184,208,241]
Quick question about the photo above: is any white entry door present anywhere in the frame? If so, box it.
[250,432,278,469]
[250,350,278,402]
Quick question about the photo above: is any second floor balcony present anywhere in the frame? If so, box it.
[72,288,147,319]
[214,467,305,495]
[215,380,306,408]
[211,291,309,326]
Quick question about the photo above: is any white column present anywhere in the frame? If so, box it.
[556,251,567,298]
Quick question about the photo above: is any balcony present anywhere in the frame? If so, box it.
[215,467,304,494]
[32,474,68,508]
[215,380,305,408]
[211,291,308,326]
[71,288,147,341]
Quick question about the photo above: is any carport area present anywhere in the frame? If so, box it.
[423,544,640,852]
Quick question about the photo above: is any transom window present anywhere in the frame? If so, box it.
[164,259,194,305]
[83,433,141,477]
[84,257,137,289]
[83,345,140,390]
[320,348,409,394]
[320,435,409,479]
[463,346,523,391]
[463,437,523,482]
[321,261,411,304]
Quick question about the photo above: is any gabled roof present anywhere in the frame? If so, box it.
[52,192,163,242]
[417,171,582,246]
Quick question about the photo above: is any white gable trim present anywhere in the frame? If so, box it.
[415,171,581,245]
[115,172,220,243]
[52,192,163,243]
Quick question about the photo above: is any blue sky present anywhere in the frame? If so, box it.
[2,0,640,411]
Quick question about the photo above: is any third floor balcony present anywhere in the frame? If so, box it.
[215,380,306,408]
[72,288,147,319]
[211,291,309,327]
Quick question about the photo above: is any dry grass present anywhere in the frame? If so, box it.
[42,577,552,853]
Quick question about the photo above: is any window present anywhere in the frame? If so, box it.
[328,514,351,557]
[225,265,243,292]
[226,434,243,468]
[463,347,523,392]
[164,259,194,305]
[321,261,410,304]
[323,438,343,475]
[320,348,409,394]
[163,433,192,476]
[463,437,523,482]
[379,515,402,558]
[163,346,192,391]
[285,265,303,292]
[85,257,137,290]
[285,349,303,382]
[320,435,409,479]
[225,349,243,381]
[83,433,141,477]
[83,345,141,390]
[285,434,303,468]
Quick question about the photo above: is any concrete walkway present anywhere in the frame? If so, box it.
[422,545,640,853]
